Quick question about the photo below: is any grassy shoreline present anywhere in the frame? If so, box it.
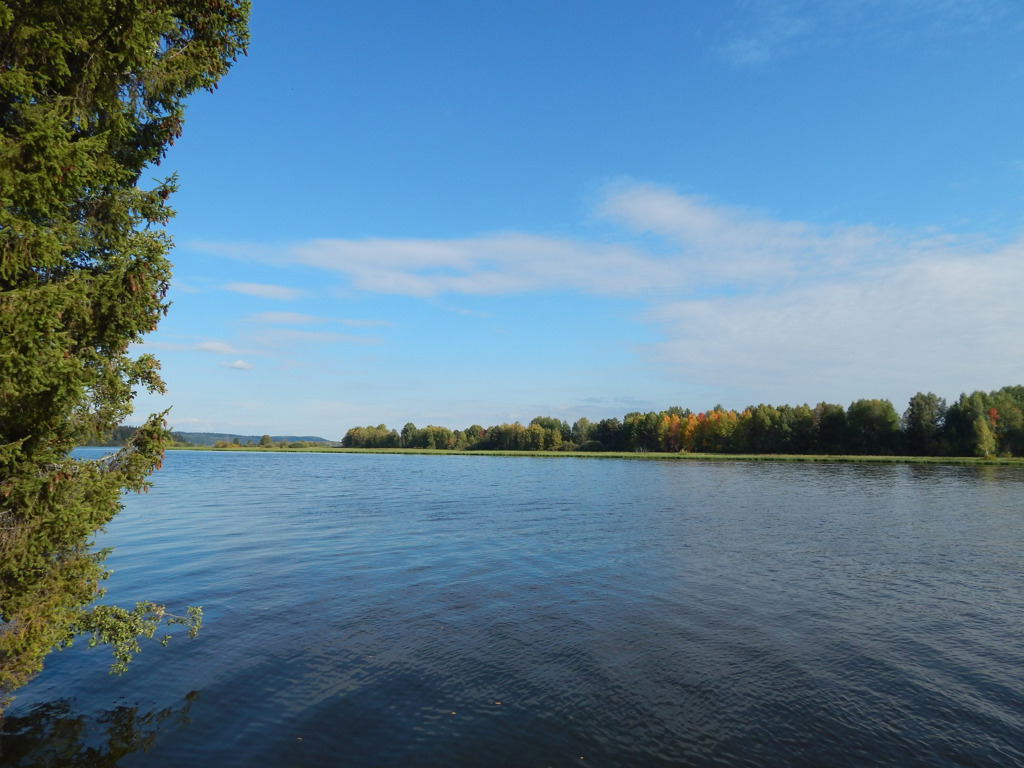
[163,445,1024,466]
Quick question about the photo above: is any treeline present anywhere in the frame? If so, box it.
[342,386,1024,458]
[177,432,328,447]
[84,425,141,447]
[86,430,329,448]
[210,435,323,449]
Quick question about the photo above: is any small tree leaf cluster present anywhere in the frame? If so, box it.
[1,0,248,706]
[342,386,1024,458]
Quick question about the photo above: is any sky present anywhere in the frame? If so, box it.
[131,0,1024,438]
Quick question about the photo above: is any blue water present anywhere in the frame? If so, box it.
[3,451,1024,766]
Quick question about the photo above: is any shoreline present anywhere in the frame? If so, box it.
[162,445,1024,466]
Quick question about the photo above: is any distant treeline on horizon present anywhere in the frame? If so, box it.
[342,386,1024,458]
[88,429,330,448]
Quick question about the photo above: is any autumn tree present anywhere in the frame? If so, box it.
[987,387,1024,456]
[0,0,249,705]
[658,412,683,452]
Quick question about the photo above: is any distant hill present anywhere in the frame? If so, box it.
[85,428,331,447]
[170,432,331,446]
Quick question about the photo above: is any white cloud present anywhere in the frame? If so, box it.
[645,262,1023,402]
[225,282,306,300]
[198,184,1024,406]
[145,339,244,356]
[221,360,254,370]
[635,211,1024,404]
[598,183,906,284]
[283,234,677,298]
[261,184,983,303]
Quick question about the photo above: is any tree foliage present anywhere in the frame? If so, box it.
[902,392,946,455]
[846,399,900,455]
[340,385,1024,458]
[0,0,248,704]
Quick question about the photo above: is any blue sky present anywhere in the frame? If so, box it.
[132,0,1024,437]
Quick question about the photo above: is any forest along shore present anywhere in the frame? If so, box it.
[340,386,1024,458]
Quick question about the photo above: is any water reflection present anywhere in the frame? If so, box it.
[9,453,1024,766]
[0,691,198,767]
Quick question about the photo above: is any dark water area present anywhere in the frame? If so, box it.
[3,451,1024,767]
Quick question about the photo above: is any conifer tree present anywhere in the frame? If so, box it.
[0,0,249,705]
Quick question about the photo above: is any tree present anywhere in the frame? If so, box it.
[789,404,816,454]
[400,422,418,448]
[973,415,997,458]
[415,425,453,450]
[570,417,593,446]
[988,387,1024,456]
[529,416,570,443]
[692,406,738,453]
[739,404,778,453]
[813,402,848,454]
[593,418,622,451]
[462,424,485,449]
[525,423,546,451]
[944,391,990,456]
[658,412,683,452]
[846,399,900,454]
[902,392,946,455]
[0,0,249,705]
[258,434,272,447]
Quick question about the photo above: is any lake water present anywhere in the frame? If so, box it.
[2,450,1024,767]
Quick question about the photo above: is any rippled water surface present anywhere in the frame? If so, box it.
[3,451,1024,767]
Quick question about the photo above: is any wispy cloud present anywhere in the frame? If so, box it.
[248,311,323,324]
[194,340,242,355]
[719,0,1019,66]
[196,183,1024,404]
[245,312,395,328]
[255,329,383,346]
[225,282,307,301]
[247,184,991,303]
[722,2,811,66]
[596,184,938,285]
[279,235,676,298]
[221,360,254,370]
[338,318,396,328]
[146,339,244,356]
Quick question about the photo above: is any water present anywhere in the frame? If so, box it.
[3,451,1024,766]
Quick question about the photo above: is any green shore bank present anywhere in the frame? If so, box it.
[164,445,1024,466]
